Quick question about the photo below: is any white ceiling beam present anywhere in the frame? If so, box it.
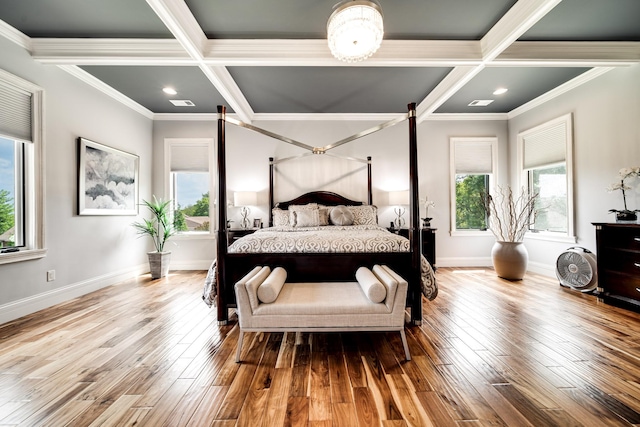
[31,39,194,65]
[481,0,563,62]
[496,41,640,66]
[145,0,254,122]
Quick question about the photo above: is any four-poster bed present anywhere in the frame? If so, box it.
[210,103,435,325]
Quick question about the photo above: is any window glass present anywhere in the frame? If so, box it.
[518,113,574,240]
[455,174,488,230]
[172,172,210,232]
[0,137,17,248]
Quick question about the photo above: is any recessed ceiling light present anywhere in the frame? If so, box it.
[493,88,508,95]
[170,100,195,107]
[468,100,494,107]
[163,87,177,95]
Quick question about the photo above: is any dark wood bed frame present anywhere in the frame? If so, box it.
[215,103,423,325]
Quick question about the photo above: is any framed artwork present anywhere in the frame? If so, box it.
[78,137,139,215]
[253,218,262,228]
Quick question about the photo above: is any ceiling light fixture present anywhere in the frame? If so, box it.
[493,88,508,95]
[327,0,383,63]
[162,87,177,95]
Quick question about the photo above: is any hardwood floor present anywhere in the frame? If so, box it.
[1,268,640,426]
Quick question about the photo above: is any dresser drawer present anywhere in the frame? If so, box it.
[602,227,640,250]
[602,271,640,301]
[600,250,640,274]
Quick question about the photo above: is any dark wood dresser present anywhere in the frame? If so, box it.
[593,222,640,309]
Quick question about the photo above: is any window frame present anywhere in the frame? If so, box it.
[164,138,215,239]
[449,137,498,237]
[517,113,576,243]
[0,69,45,265]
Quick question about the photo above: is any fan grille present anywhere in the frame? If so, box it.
[556,248,597,291]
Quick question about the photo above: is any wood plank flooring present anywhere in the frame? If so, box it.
[2,268,640,426]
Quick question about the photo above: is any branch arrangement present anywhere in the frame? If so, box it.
[482,186,539,242]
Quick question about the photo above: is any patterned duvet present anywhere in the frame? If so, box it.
[202,225,437,307]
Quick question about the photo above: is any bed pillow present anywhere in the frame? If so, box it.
[288,203,318,211]
[291,208,320,227]
[318,207,330,226]
[257,267,288,303]
[330,205,354,226]
[349,205,378,225]
[272,208,290,227]
[355,266,387,303]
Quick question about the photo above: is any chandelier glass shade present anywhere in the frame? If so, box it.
[327,0,384,63]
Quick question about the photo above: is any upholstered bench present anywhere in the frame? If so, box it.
[234,264,411,362]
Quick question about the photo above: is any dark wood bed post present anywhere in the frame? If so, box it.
[269,157,274,227]
[216,105,229,324]
[408,102,422,325]
[367,156,372,205]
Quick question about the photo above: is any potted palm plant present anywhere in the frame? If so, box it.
[131,196,176,279]
[482,186,539,280]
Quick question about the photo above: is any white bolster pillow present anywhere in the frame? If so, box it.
[355,266,387,303]
[245,266,271,310]
[373,265,399,308]
[257,267,288,303]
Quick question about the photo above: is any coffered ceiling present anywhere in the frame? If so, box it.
[0,0,638,122]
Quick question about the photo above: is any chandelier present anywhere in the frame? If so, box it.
[327,0,384,63]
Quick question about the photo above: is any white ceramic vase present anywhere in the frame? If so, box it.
[491,241,528,280]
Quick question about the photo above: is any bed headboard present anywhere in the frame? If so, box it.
[276,191,364,211]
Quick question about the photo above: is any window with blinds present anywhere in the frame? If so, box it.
[518,113,574,238]
[166,139,213,234]
[450,137,497,233]
[0,69,44,263]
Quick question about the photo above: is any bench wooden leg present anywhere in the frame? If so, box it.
[236,330,244,363]
[400,329,411,361]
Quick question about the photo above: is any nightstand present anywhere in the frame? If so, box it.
[227,228,258,246]
[387,227,437,268]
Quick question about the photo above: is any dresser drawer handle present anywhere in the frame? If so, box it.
[636,263,640,268]
[635,237,640,242]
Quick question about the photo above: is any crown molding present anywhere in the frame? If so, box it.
[58,65,154,119]
[0,19,31,51]
[508,67,615,118]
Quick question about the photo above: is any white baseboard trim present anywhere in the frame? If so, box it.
[436,257,493,268]
[169,260,212,271]
[435,257,556,278]
[526,261,556,278]
[0,264,148,325]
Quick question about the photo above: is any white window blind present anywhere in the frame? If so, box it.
[454,141,493,174]
[523,121,566,170]
[0,81,32,142]
[170,143,209,172]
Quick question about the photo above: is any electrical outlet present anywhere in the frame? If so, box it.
[47,270,55,282]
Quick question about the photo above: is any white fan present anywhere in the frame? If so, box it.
[555,247,598,292]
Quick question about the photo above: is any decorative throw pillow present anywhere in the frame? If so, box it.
[288,203,318,211]
[272,208,290,227]
[349,205,378,225]
[257,267,287,303]
[244,266,271,311]
[318,207,330,226]
[355,266,387,303]
[291,208,320,227]
[329,205,354,226]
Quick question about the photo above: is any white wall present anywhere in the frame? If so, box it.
[0,37,153,323]
[508,64,640,275]
[153,115,509,269]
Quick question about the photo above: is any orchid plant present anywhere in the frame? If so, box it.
[607,167,640,219]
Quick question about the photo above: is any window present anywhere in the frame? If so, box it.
[165,138,213,236]
[0,69,45,264]
[450,137,497,234]
[518,113,575,241]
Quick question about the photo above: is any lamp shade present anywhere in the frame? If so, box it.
[327,0,383,63]
[389,190,409,206]
[234,191,257,207]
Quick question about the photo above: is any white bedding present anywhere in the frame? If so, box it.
[202,225,437,307]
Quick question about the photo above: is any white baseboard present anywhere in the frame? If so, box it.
[436,257,492,268]
[436,257,556,278]
[169,260,212,270]
[0,264,148,325]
